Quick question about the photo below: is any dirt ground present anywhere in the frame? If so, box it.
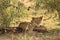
[0,30,60,40]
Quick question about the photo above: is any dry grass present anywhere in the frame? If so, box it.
[0,29,60,40]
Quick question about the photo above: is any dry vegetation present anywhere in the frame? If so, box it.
[0,29,60,40]
[0,0,60,40]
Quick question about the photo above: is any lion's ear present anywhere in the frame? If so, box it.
[32,17,35,20]
[39,16,43,19]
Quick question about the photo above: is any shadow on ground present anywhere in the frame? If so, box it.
[0,29,60,40]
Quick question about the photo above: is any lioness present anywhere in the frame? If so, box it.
[17,16,43,32]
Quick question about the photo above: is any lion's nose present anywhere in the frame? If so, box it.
[26,27,29,31]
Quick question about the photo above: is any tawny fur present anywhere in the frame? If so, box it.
[33,25,48,33]
[18,16,43,32]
